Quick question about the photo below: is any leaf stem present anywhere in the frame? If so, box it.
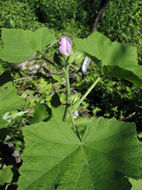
[73,77,101,110]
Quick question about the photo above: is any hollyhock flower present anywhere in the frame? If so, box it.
[58,36,72,56]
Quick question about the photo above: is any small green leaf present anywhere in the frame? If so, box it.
[31,103,49,124]
[0,82,25,115]
[0,27,56,63]
[0,117,7,129]
[18,117,142,190]
[0,165,13,186]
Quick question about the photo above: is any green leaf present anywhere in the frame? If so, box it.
[31,103,49,124]
[0,82,24,115]
[0,166,13,186]
[18,117,142,190]
[129,178,142,190]
[0,117,7,129]
[0,27,56,63]
[74,32,142,86]
[51,105,65,120]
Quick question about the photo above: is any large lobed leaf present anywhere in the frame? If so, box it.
[0,27,56,63]
[74,32,142,86]
[18,117,142,190]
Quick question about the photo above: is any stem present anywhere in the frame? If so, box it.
[62,65,80,140]
[62,65,70,121]
[92,0,110,32]
[69,107,81,140]
[73,77,101,110]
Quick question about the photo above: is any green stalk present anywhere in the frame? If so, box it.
[62,65,70,121]
[62,65,80,140]
[69,107,80,140]
[73,77,101,110]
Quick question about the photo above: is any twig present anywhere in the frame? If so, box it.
[92,0,110,32]
[14,76,37,82]
[119,112,136,121]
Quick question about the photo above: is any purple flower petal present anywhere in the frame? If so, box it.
[58,36,72,56]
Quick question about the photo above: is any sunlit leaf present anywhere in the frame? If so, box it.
[18,117,142,190]
[0,28,56,63]
[0,166,13,186]
[0,82,24,115]
[74,32,142,86]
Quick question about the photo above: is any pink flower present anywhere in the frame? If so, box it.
[58,36,72,56]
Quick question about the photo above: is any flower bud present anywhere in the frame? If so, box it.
[67,54,75,65]
[58,36,72,56]
[74,52,84,65]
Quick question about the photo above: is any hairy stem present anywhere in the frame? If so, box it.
[73,77,101,110]
[69,107,80,140]
[62,65,80,140]
[62,65,70,121]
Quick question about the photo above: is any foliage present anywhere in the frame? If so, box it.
[5,0,140,62]
[0,0,43,33]
[18,117,142,190]
[0,166,13,186]
[24,0,142,64]
[73,74,142,130]
[0,82,25,188]
[0,82,25,117]
[129,179,142,190]
[0,27,56,63]
[74,32,142,86]
[13,67,65,109]
[97,0,142,63]
[21,0,142,130]
[0,81,25,149]
[25,0,101,37]
[0,27,142,189]
[31,103,49,123]
[73,25,142,127]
